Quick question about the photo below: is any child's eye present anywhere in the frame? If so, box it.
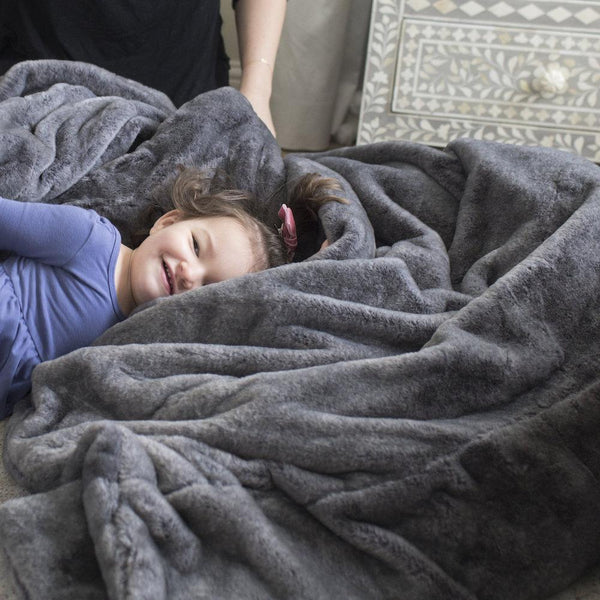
[192,236,200,257]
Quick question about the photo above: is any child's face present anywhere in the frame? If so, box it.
[130,211,255,306]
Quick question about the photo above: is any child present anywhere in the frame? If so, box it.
[0,167,345,418]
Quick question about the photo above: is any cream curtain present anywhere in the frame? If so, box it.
[271,0,372,151]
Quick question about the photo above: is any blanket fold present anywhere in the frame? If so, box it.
[1,60,600,600]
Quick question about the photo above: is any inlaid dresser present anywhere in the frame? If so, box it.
[358,0,600,160]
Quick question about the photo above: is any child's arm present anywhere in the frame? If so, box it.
[0,197,97,265]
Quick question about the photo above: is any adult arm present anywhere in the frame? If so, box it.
[234,0,286,136]
[0,197,95,265]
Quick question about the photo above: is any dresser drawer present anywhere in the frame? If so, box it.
[358,0,600,160]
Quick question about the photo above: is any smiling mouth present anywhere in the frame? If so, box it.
[163,260,174,295]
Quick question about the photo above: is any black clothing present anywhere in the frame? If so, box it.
[0,0,232,106]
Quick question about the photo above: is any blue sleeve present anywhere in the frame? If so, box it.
[0,197,98,266]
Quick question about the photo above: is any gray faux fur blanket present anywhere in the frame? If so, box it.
[1,60,600,600]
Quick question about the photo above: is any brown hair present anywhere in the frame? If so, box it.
[140,166,347,271]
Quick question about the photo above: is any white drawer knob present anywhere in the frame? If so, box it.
[532,63,568,96]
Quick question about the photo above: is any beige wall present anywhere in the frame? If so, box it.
[221,3,240,87]
[221,3,239,62]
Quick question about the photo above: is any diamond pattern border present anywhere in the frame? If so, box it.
[405,0,600,27]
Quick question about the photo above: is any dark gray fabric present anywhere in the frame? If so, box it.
[1,60,600,600]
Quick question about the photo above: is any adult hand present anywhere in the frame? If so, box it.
[240,86,276,136]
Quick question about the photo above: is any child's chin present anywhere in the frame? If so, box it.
[141,290,166,304]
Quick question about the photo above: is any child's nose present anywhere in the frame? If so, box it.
[177,260,205,290]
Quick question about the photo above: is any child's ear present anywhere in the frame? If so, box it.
[149,209,183,235]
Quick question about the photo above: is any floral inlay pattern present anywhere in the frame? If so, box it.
[358,0,600,160]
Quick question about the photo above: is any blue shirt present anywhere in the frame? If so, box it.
[0,197,125,417]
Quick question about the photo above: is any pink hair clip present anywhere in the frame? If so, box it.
[278,203,297,260]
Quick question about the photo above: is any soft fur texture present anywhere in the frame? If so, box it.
[1,60,600,600]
